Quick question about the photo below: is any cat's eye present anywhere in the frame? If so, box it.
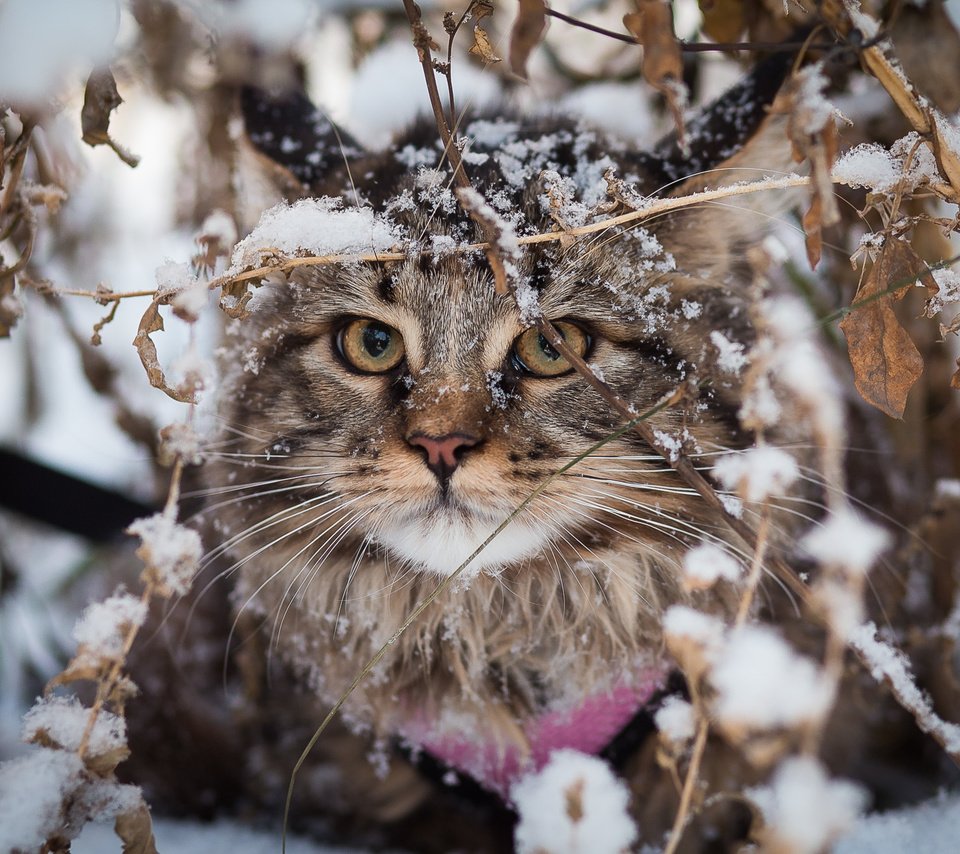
[337,319,405,373]
[512,322,589,378]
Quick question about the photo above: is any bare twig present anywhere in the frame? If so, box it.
[663,715,710,854]
[545,8,834,52]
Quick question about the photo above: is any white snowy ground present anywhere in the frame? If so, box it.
[3,2,960,852]
[66,793,960,854]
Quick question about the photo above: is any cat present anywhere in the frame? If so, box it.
[169,51,823,849]
[204,53,799,821]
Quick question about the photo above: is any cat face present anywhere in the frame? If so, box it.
[213,208,756,579]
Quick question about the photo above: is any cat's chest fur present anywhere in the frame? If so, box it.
[209,55,802,787]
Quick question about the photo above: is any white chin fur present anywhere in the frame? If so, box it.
[374,511,552,576]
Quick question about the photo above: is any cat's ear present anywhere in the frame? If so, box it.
[633,50,797,194]
[240,84,365,198]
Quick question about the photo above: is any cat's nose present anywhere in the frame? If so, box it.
[407,432,480,483]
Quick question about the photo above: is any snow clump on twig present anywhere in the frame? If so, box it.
[127,513,202,596]
[511,750,637,854]
[750,756,866,854]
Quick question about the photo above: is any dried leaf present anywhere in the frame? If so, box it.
[508,0,547,79]
[133,301,197,404]
[699,0,745,44]
[218,278,254,319]
[840,240,925,419]
[952,359,960,389]
[81,69,140,168]
[85,744,131,776]
[775,69,840,267]
[46,659,105,688]
[473,0,494,23]
[469,26,501,63]
[624,1,687,143]
[115,799,159,854]
[802,195,823,270]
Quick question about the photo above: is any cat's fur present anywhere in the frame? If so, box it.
[194,54,819,845]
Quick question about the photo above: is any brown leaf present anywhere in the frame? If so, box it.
[473,0,494,24]
[802,195,823,270]
[85,744,132,776]
[469,26,501,63]
[508,0,547,79]
[699,0,746,44]
[115,799,159,854]
[218,278,254,319]
[624,1,686,143]
[81,69,140,168]
[840,239,925,419]
[133,300,197,404]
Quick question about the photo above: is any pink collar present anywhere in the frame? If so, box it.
[406,672,665,800]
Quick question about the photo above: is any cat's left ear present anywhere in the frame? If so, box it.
[633,50,797,195]
[240,84,366,197]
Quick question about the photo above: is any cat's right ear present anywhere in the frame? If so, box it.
[240,85,365,198]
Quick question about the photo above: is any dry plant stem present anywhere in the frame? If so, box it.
[734,511,771,626]
[76,581,155,760]
[663,717,710,854]
[75,458,183,760]
[443,1,476,129]
[545,8,834,52]
[402,0,470,190]
[0,124,34,220]
[30,177,818,307]
[662,511,771,852]
[821,2,960,201]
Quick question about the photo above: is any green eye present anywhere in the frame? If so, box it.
[337,319,405,373]
[512,322,589,377]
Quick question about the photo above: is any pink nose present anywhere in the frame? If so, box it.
[407,432,480,483]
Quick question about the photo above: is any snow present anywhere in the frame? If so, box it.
[709,330,748,374]
[833,133,941,194]
[801,509,890,576]
[230,197,402,271]
[682,543,741,589]
[745,295,845,439]
[72,592,147,667]
[848,623,960,754]
[836,791,960,853]
[926,267,960,314]
[159,420,204,466]
[22,696,126,759]
[511,750,637,854]
[654,696,695,743]
[750,756,866,854]
[795,64,835,135]
[712,447,799,503]
[126,513,202,596]
[72,816,367,854]
[710,626,834,730]
[0,747,84,852]
[936,478,960,499]
[220,0,313,49]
